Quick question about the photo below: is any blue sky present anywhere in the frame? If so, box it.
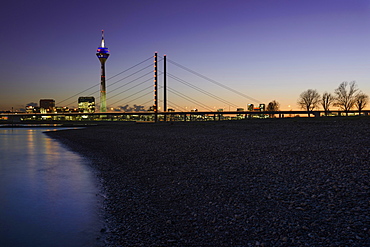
[1,0,370,111]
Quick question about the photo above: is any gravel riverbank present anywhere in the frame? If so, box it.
[45,118,370,246]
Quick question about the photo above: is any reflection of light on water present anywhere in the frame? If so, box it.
[0,128,101,246]
[41,136,90,200]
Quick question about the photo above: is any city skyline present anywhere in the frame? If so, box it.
[1,0,370,111]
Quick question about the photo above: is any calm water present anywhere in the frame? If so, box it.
[0,128,103,247]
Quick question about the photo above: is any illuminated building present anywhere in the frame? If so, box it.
[26,106,39,113]
[78,96,95,113]
[55,107,70,113]
[39,99,55,113]
[259,104,265,111]
[96,30,110,112]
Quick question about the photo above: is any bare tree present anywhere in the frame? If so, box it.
[297,89,320,117]
[333,81,359,116]
[355,93,368,115]
[321,92,334,116]
[266,100,280,118]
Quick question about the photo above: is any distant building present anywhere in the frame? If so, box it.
[78,97,95,113]
[55,106,72,113]
[26,105,40,113]
[259,104,265,111]
[39,99,55,113]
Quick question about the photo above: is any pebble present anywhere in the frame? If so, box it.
[46,118,370,246]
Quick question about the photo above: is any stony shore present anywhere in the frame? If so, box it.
[45,118,370,246]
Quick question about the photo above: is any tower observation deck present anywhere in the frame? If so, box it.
[96,30,110,112]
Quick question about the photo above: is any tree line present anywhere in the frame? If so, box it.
[297,81,368,116]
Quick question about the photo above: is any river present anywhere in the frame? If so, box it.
[0,128,103,247]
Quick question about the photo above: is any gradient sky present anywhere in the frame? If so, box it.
[1,0,370,111]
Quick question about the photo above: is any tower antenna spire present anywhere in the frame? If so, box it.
[100,29,105,48]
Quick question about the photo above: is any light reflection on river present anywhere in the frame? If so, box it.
[0,128,103,247]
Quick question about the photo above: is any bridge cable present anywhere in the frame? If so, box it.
[109,85,153,106]
[166,58,261,103]
[108,77,153,100]
[139,99,154,107]
[85,75,151,103]
[57,84,98,106]
[165,72,239,108]
[107,63,154,89]
[94,70,153,102]
[124,90,153,106]
[108,71,163,107]
[107,72,153,95]
[57,56,154,106]
[106,56,153,81]
[167,87,214,111]
[167,100,187,112]
[97,60,156,103]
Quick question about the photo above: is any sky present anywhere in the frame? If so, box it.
[1,0,370,111]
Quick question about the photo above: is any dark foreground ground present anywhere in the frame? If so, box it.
[46,118,370,246]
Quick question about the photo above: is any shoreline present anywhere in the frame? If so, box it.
[45,118,370,246]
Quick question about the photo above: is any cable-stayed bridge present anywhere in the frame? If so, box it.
[2,53,368,125]
[58,53,262,113]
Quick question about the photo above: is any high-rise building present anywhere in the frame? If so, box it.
[78,97,95,113]
[96,30,110,112]
[39,99,55,113]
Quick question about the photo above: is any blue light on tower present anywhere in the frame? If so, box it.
[96,30,110,112]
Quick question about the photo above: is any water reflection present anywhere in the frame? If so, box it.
[0,128,102,247]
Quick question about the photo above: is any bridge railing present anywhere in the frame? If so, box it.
[1,110,369,125]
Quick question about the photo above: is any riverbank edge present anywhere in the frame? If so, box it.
[44,128,114,246]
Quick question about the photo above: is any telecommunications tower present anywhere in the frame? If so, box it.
[96,30,110,112]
